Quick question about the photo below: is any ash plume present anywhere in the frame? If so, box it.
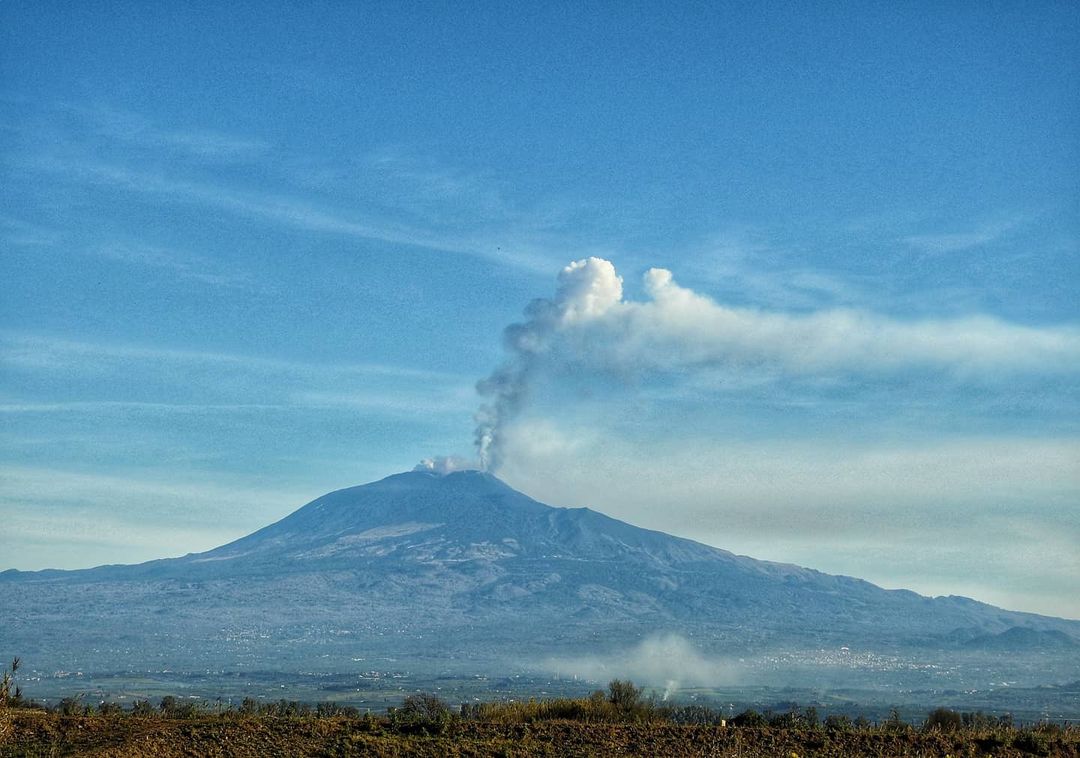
[474,257,1080,471]
[475,257,622,471]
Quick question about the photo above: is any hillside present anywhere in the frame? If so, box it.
[3,470,1078,694]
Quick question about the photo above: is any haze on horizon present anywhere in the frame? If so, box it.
[1,3,1077,620]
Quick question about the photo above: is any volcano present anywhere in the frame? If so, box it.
[4,470,1078,690]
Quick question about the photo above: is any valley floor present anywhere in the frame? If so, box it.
[2,712,1079,758]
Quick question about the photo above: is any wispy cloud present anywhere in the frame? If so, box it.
[0,464,305,522]
[675,229,876,310]
[92,241,254,288]
[24,156,557,273]
[0,215,63,248]
[4,100,566,275]
[903,215,1027,254]
[678,216,1041,315]
[55,101,273,161]
[1,215,259,290]
[499,427,1080,617]
[503,424,1080,514]
[296,389,475,416]
[0,395,474,419]
[0,331,465,383]
[0,332,476,422]
[0,401,289,414]
[0,465,312,569]
[360,145,511,218]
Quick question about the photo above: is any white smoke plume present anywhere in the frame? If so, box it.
[474,257,1080,471]
[542,633,743,695]
[414,455,478,475]
[475,257,623,470]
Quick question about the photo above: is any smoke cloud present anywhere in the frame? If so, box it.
[474,257,1080,471]
[414,455,478,475]
[474,257,624,470]
[542,633,743,697]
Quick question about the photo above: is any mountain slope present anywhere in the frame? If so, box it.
[4,470,1078,682]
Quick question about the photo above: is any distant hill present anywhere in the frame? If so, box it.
[962,626,1078,651]
[4,470,1078,686]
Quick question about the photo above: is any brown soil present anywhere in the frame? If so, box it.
[2,711,1078,758]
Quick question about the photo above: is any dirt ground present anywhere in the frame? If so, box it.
[2,711,1078,758]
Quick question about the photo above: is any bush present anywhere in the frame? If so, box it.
[159,695,201,719]
[0,657,23,708]
[389,693,453,734]
[730,709,768,728]
[269,700,311,717]
[961,710,1001,729]
[1013,729,1051,755]
[97,701,123,717]
[884,708,912,733]
[925,707,963,732]
[458,683,667,725]
[57,696,87,716]
[767,708,818,729]
[824,714,852,732]
[462,696,603,723]
[316,701,359,717]
[607,679,642,713]
[664,704,726,726]
[130,700,155,716]
[399,693,451,721]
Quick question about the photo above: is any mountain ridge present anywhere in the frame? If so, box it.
[5,470,1073,626]
[4,469,1078,687]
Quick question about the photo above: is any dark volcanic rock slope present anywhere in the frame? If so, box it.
[4,470,1078,672]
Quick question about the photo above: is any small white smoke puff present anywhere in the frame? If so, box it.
[543,633,742,695]
[414,456,478,475]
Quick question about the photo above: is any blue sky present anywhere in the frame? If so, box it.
[2,2,1078,618]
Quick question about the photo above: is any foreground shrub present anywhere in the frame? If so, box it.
[159,695,202,719]
[57,696,88,716]
[315,701,360,717]
[130,700,155,716]
[1013,729,1051,755]
[663,704,726,726]
[463,696,612,723]
[824,714,852,732]
[459,681,668,725]
[0,657,24,708]
[607,679,642,713]
[388,693,453,734]
[925,707,963,732]
[884,708,913,734]
[398,693,451,721]
[730,709,768,728]
[767,708,820,729]
[97,701,124,717]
